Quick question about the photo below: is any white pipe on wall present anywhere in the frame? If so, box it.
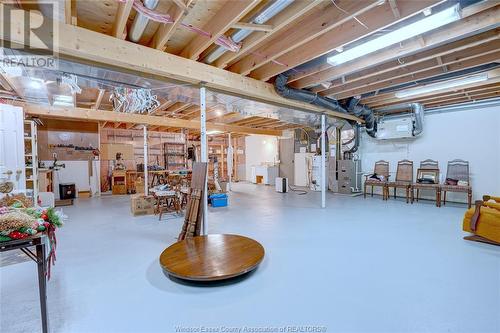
[228,132,232,191]
[321,114,326,208]
[200,87,208,235]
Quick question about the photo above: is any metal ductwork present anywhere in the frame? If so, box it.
[346,96,377,138]
[274,74,376,141]
[376,103,424,137]
[274,74,347,114]
[129,0,159,42]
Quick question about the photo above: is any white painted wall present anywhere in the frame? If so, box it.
[360,104,500,202]
[245,135,279,182]
[43,160,100,199]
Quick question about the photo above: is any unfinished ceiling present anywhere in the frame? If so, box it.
[1,0,499,127]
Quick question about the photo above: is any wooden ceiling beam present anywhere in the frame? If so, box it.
[93,89,105,110]
[361,68,500,107]
[213,0,321,69]
[179,0,261,60]
[328,50,500,100]
[231,22,273,32]
[23,104,283,136]
[151,0,196,50]
[289,4,500,87]
[112,0,133,39]
[228,0,383,76]
[0,5,360,122]
[366,81,500,106]
[247,0,442,81]
[321,41,500,97]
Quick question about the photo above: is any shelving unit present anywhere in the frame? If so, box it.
[163,142,187,170]
[24,120,38,204]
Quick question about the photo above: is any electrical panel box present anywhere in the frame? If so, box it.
[376,117,414,140]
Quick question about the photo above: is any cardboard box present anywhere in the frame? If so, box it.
[131,194,156,216]
[78,190,91,198]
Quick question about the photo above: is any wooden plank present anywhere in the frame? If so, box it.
[179,0,261,60]
[93,89,105,110]
[329,50,500,99]
[0,5,360,122]
[228,0,383,75]
[151,0,196,50]
[289,5,500,86]
[232,22,273,32]
[112,0,134,39]
[247,0,443,81]
[388,0,401,19]
[307,29,500,91]
[213,0,321,69]
[361,68,500,107]
[320,40,500,97]
[23,104,284,136]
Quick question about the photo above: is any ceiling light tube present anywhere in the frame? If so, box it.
[327,4,461,66]
[394,74,488,98]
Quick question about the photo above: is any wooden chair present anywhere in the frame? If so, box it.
[364,160,389,200]
[386,160,413,203]
[412,159,441,207]
[441,159,472,208]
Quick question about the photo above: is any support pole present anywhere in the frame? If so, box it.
[321,114,326,208]
[143,125,148,195]
[200,87,208,235]
[227,132,232,191]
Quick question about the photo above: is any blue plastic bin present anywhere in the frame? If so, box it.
[210,193,228,207]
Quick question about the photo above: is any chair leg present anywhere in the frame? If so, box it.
[364,183,367,198]
[406,187,409,204]
[371,185,374,197]
[468,191,472,209]
[443,191,447,206]
[393,187,396,199]
[416,189,420,202]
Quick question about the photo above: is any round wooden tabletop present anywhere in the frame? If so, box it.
[159,234,265,281]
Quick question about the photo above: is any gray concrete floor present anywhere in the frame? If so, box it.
[1,183,499,333]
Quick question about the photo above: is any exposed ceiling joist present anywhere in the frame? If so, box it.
[247,0,442,81]
[329,50,500,99]
[23,104,283,136]
[213,0,322,69]
[228,0,384,76]
[289,4,500,88]
[231,22,273,32]
[0,6,360,122]
[179,0,261,60]
[112,0,133,39]
[151,0,196,50]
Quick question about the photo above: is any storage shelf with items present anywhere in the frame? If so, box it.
[164,141,187,171]
[23,120,38,204]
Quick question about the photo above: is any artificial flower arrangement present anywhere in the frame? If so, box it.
[0,195,66,278]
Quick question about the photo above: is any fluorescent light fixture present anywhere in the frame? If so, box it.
[395,74,488,98]
[206,130,223,135]
[327,4,460,66]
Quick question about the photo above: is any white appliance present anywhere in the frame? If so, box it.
[275,177,288,193]
[376,117,414,140]
[307,155,327,192]
[294,152,314,186]
[0,104,26,192]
